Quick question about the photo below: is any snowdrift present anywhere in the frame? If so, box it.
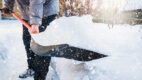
[31,15,107,61]
[31,15,142,80]
[1,15,142,80]
[31,15,142,55]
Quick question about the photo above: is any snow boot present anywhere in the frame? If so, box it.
[19,69,35,78]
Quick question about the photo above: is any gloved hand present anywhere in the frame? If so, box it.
[0,7,13,15]
[29,24,39,34]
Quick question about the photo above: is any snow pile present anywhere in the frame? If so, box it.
[0,16,142,80]
[32,15,142,55]
[32,15,142,80]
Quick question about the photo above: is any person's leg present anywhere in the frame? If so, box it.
[23,25,35,70]
[39,14,57,32]
[19,20,35,78]
[34,56,51,80]
[34,14,57,80]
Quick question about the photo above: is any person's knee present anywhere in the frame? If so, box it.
[34,56,51,69]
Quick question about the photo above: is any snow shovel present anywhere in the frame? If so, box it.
[30,38,107,61]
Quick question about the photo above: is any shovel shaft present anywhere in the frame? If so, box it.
[12,12,38,34]
[12,13,31,29]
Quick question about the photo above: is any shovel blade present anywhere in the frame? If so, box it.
[30,39,107,61]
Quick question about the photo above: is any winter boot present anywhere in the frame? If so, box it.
[19,69,35,78]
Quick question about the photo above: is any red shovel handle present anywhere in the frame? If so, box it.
[12,12,39,34]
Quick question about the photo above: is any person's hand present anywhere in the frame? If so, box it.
[29,24,39,34]
[0,7,12,15]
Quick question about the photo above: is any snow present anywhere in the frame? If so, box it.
[120,0,142,11]
[0,15,142,80]
[0,20,28,80]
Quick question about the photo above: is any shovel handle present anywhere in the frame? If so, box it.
[12,12,39,34]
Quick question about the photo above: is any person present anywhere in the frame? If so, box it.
[1,0,59,80]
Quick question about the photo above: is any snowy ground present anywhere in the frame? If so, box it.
[0,15,142,80]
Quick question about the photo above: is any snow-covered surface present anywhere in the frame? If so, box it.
[0,21,28,80]
[0,15,142,80]
[120,0,142,11]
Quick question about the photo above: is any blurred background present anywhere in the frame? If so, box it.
[0,0,142,25]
